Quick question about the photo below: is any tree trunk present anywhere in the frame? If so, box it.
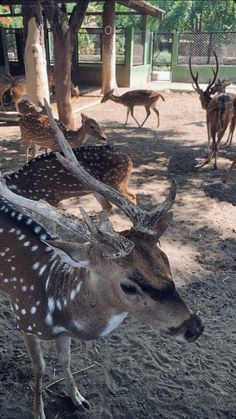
[101,0,117,94]
[23,2,49,105]
[43,0,89,129]
[53,29,74,128]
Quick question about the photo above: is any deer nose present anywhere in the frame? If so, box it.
[169,313,204,343]
[182,313,204,342]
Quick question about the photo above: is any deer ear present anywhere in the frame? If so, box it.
[43,240,90,268]
[154,213,173,240]
[81,113,88,123]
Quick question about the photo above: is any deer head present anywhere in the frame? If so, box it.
[189,51,219,109]
[101,89,115,103]
[80,113,107,141]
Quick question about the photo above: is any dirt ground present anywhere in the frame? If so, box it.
[0,91,235,419]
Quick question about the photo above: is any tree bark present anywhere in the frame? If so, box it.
[43,0,89,129]
[101,0,118,94]
[22,2,49,105]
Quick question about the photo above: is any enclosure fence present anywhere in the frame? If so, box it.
[178,32,236,65]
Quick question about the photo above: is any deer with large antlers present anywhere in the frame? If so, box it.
[189,52,234,169]
[0,100,204,419]
[101,89,165,128]
[18,100,107,162]
[4,144,136,212]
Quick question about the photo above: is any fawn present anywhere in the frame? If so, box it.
[18,100,107,162]
[189,52,234,169]
[4,144,136,212]
[101,89,165,128]
[0,111,204,417]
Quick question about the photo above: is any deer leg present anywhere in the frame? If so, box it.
[223,160,236,183]
[0,97,6,111]
[94,192,113,214]
[25,146,30,163]
[124,107,130,126]
[151,104,160,128]
[207,123,211,155]
[55,335,90,410]
[22,333,46,419]
[141,105,151,127]
[225,117,235,146]
[130,106,141,127]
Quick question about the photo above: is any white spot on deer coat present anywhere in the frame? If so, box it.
[100,312,128,337]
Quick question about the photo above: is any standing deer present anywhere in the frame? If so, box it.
[4,144,136,213]
[18,100,107,162]
[189,52,234,169]
[101,89,165,128]
[0,104,204,418]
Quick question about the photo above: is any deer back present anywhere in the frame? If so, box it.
[18,101,106,153]
[207,93,234,133]
[5,145,134,206]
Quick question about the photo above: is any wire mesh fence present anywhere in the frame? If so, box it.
[152,33,173,70]
[178,32,236,65]
[133,31,145,66]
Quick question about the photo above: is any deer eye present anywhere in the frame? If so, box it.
[90,125,95,129]
[120,283,139,295]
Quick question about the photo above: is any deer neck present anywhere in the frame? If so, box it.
[40,259,127,340]
[110,93,122,104]
[66,125,89,148]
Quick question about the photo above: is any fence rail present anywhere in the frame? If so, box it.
[178,32,236,65]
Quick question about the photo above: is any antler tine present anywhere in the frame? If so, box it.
[189,56,201,93]
[207,50,219,92]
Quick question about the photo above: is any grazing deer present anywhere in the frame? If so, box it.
[0,101,204,418]
[0,73,14,110]
[4,144,136,212]
[101,89,165,128]
[47,65,80,98]
[0,140,204,419]
[18,100,107,162]
[189,52,234,168]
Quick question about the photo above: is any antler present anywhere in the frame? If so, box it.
[189,56,201,93]
[206,51,219,93]
[0,174,134,259]
[43,100,177,237]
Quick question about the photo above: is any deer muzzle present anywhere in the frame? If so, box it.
[169,312,204,343]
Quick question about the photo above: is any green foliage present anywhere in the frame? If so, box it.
[153,49,171,65]
[148,0,236,32]
[78,29,94,54]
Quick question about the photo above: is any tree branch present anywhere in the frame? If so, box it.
[69,0,90,47]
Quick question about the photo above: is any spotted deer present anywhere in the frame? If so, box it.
[0,73,14,110]
[0,101,204,419]
[189,52,234,169]
[101,89,165,128]
[18,100,107,162]
[4,144,136,213]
